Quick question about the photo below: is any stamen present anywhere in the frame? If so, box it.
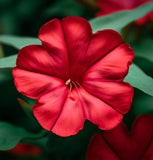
[75,81,84,90]
[69,83,75,100]
[65,79,84,101]
[65,79,71,86]
[65,79,75,101]
[71,80,86,117]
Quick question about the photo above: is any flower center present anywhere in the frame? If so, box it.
[65,78,80,89]
[65,79,82,101]
[65,79,75,100]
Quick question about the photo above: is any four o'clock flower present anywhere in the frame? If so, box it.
[135,10,153,25]
[12,16,134,137]
[7,144,42,157]
[97,0,153,25]
[86,114,153,160]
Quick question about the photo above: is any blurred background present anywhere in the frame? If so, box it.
[0,0,97,36]
[0,0,153,160]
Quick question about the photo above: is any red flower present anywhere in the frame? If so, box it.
[8,144,42,157]
[86,115,153,160]
[13,17,134,137]
[135,10,153,25]
[97,0,153,25]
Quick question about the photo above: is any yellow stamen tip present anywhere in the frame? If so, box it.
[65,79,71,85]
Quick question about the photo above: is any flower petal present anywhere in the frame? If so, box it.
[16,45,68,80]
[39,18,123,82]
[97,0,153,16]
[61,16,93,81]
[87,115,153,160]
[33,88,85,137]
[33,86,68,132]
[142,139,153,160]
[131,115,153,151]
[86,134,119,160]
[61,24,123,81]
[135,11,153,25]
[62,27,123,81]
[102,115,153,160]
[79,88,123,130]
[39,19,66,52]
[38,19,69,79]
[78,29,123,81]
[97,0,131,16]
[82,80,133,114]
[8,144,42,157]
[83,43,134,82]
[12,68,64,99]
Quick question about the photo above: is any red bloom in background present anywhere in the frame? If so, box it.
[97,0,153,25]
[86,115,153,160]
[135,10,153,25]
[13,17,134,137]
[8,144,42,157]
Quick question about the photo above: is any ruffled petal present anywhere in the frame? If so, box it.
[142,139,153,160]
[8,144,42,157]
[78,30,123,81]
[133,0,153,7]
[97,0,152,16]
[79,88,123,130]
[82,80,133,114]
[87,115,153,160]
[135,11,153,25]
[103,115,153,160]
[33,88,85,137]
[39,18,124,82]
[61,25,123,81]
[38,19,69,79]
[12,68,64,99]
[51,88,86,136]
[61,16,93,81]
[16,45,68,80]
[33,86,68,132]
[39,19,66,51]
[97,0,127,16]
[131,115,153,152]
[34,86,122,136]
[86,134,119,160]
[83,43,134,82]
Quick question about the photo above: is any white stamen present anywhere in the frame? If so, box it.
[65,79,71,85]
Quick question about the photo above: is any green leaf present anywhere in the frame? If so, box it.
[125,64,153,96]
[0,54,17,69]
[89,2,153,33]
[130,38,153,63]
[0,35,41,50]
[0,122,44,150]
[0,45,4,58]
[134,96,153,115]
